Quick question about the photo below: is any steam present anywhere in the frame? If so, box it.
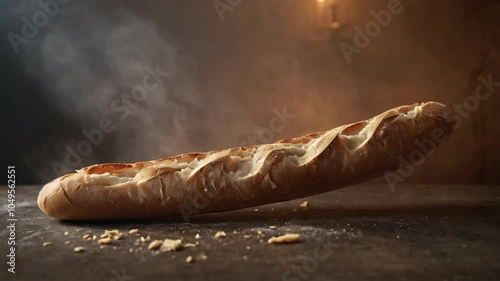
[17,1,262,181]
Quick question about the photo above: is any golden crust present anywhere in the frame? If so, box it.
[38,102,455,220]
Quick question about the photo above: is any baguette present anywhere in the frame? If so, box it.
[38,101,455,220]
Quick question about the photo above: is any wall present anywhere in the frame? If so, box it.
[3,0,499,184]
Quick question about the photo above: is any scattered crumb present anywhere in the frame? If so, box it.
[257,231,263,235]
[73,246,85,253]
[268,234,301,244]
[128,229,139,234]
[214,231,227,238]
[300,201,309,208]
[396,235,400,239]
[101,229,120,239]
[113,233,124,240]
[195,234,201,239]
[269,226,277,229]
[140,235,151,243]
[199,253,208,260]
[99,245,104,249]
[42,242,52,247]
[271,208,274,211]
[186,256,193,263]
[184,243,196,248]
[293,208,298,212]
[98,237,112,245]
[64,231,69,236]
[106,229,119,235]
[233,230,237,234]
[148,240,163,251]
[129,248,134,253]
[259,239,264,243]
[195,241,199,245]
[246,246,251,250]
[64,241,70,245]
[82,234,91,240]
[92,235,97,240]
[243,235,252,239]
[243,255,248,260]
[254,208,259,212]
[160,239,183,252]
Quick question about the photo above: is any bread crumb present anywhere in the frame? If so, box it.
[148,240,163,251]
[257,231,263,235]
[82,234,91,240]
[128,229,139,234]
[184,243,196,248]
[73,246,85,253]
[246,246,251,250]
[195,234,201,239]
[101,229,120,239]
[195,241,199,245]
[214,231,227,238]
[92,235,97,240]
[243,255,248,260]
[254,208,259,212]
[186,256,193,263]
[199,253,208,260]
[64,231,69,236]
[300,201,309,208]
[106,229,119,235]
[160,239,183,252]
[140,235,151,243]
[43,242,52,247]
[269,226,277,229]
[64,241,70,245]
[243,235,252,239]
[98,237,112,245]
[268,234,300,244]
[113,233,123,240]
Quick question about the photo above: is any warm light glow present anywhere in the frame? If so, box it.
[330,22,341,30]
[317,0,325,2]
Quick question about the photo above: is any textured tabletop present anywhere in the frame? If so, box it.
[1,184,499,281]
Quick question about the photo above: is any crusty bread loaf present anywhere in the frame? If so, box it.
[38,102,455,220]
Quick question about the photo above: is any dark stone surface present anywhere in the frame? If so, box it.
[1,184,499,281]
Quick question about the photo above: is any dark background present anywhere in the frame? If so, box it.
[1,0,499,185]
